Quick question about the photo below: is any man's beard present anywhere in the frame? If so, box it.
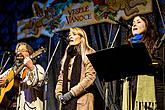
[14,53,24,68]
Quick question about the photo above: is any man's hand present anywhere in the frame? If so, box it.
[0,77,7,87]
[23,57,35,71]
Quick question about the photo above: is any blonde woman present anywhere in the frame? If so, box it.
[55,27,96,110]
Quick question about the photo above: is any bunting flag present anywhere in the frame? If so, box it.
[17,0,153,40]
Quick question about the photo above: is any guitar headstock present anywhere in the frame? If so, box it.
[30,47,47,59]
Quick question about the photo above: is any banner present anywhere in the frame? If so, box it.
[17,0,153,40]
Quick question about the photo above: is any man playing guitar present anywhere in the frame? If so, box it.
[0,42,45,110]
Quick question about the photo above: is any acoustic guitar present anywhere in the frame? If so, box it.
[0,47,46,103]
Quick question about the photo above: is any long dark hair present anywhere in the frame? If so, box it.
[129,15,160,57]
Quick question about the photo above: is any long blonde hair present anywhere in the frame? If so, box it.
[60,27,95,68]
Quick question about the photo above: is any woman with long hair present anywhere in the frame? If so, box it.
[122,15,164,110]
[55,27,96,110]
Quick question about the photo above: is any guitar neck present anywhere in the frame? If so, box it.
[8,64,25,83]
[15,64,25,76]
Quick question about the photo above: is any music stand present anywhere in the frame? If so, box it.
[87,43,152,82]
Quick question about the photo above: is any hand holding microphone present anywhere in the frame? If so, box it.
[59,92,73,104]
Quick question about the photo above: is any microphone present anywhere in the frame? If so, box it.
[120,22,131,29]
[113,19,131,29]
[60,35,69,43]
[5,51,16,56]
[54,33,69,44]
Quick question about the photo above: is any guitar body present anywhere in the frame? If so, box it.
[0,70,14,103]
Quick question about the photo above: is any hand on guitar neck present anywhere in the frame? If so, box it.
[23,57,35,71]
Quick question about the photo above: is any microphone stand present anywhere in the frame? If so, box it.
[104,25,121,110]
[105,18,130,109]
[113,19,131,29]
[0,52,6,67]
[0,53,11,74]
[44,37,61,110]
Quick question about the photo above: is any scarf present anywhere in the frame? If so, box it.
[134,75,157,110]
[62,54,82,110]
[130,34,143,43]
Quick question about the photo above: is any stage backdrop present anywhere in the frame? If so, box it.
[17,0,153,40]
